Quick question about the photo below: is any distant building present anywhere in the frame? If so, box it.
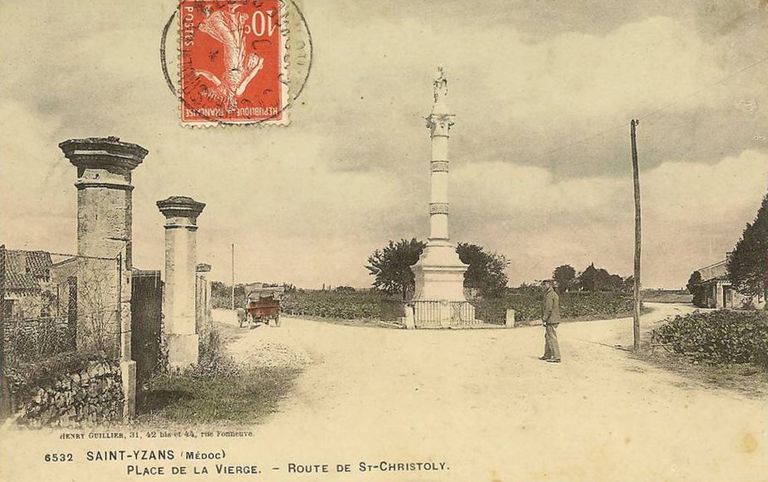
[2,250,53,318]
[694,253,763,309]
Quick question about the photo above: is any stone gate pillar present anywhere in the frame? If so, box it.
[59,136,148,418]
[195,263,212,341]
[157,196,205,369]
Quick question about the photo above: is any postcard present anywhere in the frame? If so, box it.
[1,1,767,481]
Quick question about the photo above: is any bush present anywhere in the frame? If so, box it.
[4,318,73,367]
[653,310,768,368]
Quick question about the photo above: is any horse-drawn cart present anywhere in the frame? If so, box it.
[241,285,284,328]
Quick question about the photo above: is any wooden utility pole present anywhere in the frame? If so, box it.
[0,245,11,420]
[231,243,235,310]
[630,119,642,351]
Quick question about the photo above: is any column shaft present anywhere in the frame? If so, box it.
[157,196,206,369]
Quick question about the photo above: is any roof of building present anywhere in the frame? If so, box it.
[5,272,41,291]
[24,251,53,277]
[4,250,53,291]
[697,259,728,282]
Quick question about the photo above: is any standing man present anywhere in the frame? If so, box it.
[540,279,561,363]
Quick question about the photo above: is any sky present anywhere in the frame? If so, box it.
[2,0,768,289]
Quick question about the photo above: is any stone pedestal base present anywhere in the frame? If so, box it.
[167,334,199,369]
[411,240,469,302]
[410,240,476,327]
[120,360,136,419]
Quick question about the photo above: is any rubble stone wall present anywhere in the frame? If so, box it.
[5,354,123,428]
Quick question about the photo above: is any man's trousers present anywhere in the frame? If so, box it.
[543,323,561,360]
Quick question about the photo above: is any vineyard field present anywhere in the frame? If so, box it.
[281,291,404,321]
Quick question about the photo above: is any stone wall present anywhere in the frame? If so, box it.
[5,354,123,428]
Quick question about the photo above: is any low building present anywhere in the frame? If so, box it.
[2,250,53,319]
[694,254,762,309]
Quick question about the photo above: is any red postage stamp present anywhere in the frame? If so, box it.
[179,0,288,126]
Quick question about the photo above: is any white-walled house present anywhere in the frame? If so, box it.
[695,254,764,309]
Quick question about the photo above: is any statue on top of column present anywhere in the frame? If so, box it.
[433,66,448,104]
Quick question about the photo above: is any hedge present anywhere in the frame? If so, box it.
[652,310,768,368]
[476,291,634,325]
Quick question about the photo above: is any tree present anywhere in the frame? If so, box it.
[576,263,601,291]
[686,271,704,307]
[728,193,768,305]
[607,274,625,292]
[576,263,625,292]
[457,243,509,298]
[366,239,510,300]
[366,238,426,300]
[623,275,635,294]
[552,265,576,292]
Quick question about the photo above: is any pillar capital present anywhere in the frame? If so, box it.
[59,136,148,173]
[196,263,212,273]
[157,196,206,225]
[426,113,455,137]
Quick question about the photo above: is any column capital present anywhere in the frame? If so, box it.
[426,113,455,137]
[157,196,206,224]
[196,263,212,273]
[59,136,148,173]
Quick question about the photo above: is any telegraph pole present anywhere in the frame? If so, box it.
[0,245,10,419]
[231,243,235,310]
[630,120,642,351]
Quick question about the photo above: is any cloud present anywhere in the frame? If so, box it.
[2,0,767,289]
[450,149,768,287]
[0,101,75,253]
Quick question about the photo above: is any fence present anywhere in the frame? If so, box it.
[411,300,478,328]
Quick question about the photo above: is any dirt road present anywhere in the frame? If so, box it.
[226,304,766,482]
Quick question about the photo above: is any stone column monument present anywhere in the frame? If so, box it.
[157,196,206,369]
[410,68,475,326]
[59,136,148,418]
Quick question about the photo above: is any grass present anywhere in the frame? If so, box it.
[132,322,303,428]
[135,366,303,427]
